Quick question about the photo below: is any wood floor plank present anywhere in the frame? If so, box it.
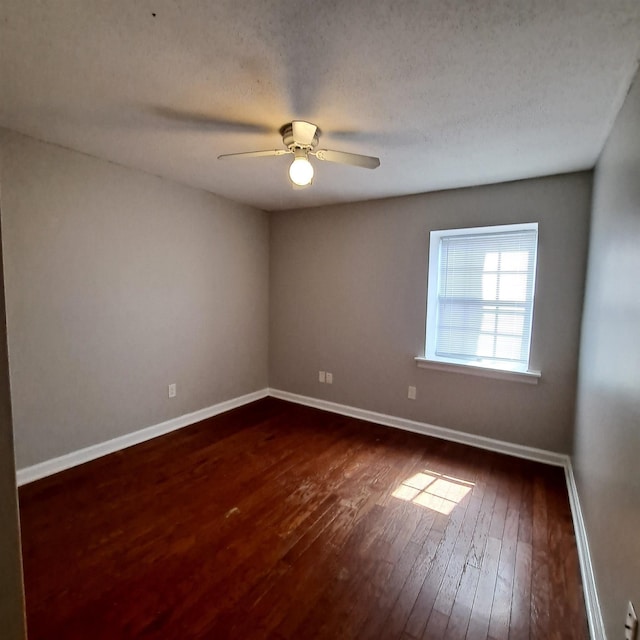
[356,525,424,640]
[421,607,450,639]
[402,483,473,637]
[509,540,532,640]
[530,476,551,639]
[18,398,589,640]
[488,507,520,638]
[558,498,590,640]
[443,461,498,639]
[487,464,523,638]
[466,535,502,640]
[283,498,394,638]
[544,470,589,640]
[375,511,441,640]
[431,493,483,619]
[343,448,438,639]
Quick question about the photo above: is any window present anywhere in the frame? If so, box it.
[420,223,540,381]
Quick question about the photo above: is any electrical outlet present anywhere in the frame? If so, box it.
[319,371,326,383]
[408,386,416,400]
[626,602,638,640]
[326,372,333,384]
[168,383,176,398]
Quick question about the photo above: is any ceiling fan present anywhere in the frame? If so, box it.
[218,120,380,188]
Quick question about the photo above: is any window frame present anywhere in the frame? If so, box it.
[417,222,541,384]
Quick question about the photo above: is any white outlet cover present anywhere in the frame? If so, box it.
[326,372,333,384]
[168,383,176,398]
[408,386,417,400]
[319,371,326,383]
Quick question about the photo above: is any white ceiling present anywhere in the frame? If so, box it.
[1,1,639,211]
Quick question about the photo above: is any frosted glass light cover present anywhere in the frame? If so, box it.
[289,157,314,186]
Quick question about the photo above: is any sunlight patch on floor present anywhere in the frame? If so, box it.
[392,470,474,515]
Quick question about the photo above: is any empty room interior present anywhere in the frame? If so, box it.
[1,2,639,639]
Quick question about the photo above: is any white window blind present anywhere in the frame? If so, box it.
[426,223,538,373]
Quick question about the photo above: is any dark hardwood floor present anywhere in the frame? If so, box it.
[18,398,589,639]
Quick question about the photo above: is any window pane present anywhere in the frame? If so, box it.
[495,335,523,360]
[481,312,497,332]
[475,334,495,358]
[497,313,524,336]
[436,326,482,358]
[482,274,498,300]
[500,250,529,271]
[498,274,528,301]
[483,252,499,271]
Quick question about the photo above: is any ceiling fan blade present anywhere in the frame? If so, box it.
[292,121,318,146]
[218,149,290,160]
[313,149,380,169]
[152,107,274,134]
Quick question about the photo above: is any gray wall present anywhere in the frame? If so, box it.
[0,198,26,638]
[573,72,640,637]
[270,173,592,453]
[0,129,269,469]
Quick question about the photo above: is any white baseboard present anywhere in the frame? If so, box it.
[564,462,607,640]
[268,388,569,467]
[17,386,567,484]
[16,388,269,486]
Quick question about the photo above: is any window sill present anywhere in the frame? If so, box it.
[414,357,541,384]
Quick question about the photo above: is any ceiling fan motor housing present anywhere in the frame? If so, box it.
[280,122,320,151]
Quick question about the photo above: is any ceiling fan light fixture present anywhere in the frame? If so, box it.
[218,120,380,189]
[288,148,314,187]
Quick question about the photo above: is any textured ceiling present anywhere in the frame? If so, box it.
[1,1,639,211]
